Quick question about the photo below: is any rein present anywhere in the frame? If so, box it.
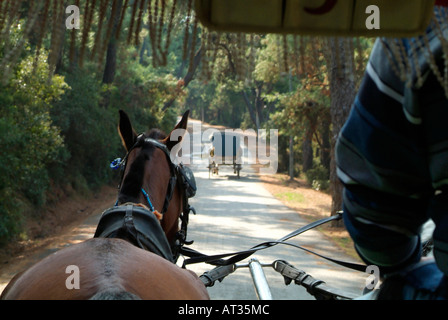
[180,212,367,273]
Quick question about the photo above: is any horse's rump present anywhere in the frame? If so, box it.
[1,238,208,300]
[89,289,141,300]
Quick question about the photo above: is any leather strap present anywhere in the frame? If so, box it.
[182,213,366,273]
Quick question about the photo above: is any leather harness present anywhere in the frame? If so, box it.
[94,204,175,262]
[94,135,197,263]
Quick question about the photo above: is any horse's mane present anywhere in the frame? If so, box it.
[118,129,166,204]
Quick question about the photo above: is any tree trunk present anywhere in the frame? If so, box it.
[241,90,258,128]
[102,40,118,84]
[102,0,123,85]
[162,47,203,111]
[139,37,149,65]
[289,136,294,180]
[326,38,356,225]
[302,127,313,172]
[320,115,331,172]
[254,82,265,125]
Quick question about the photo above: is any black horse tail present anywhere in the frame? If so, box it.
[89,288,141,300]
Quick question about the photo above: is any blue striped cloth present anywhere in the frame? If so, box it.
[336,23,448,284]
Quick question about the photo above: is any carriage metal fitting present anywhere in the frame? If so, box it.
[247,258,273,300]
[273,260,325,293]
[273,260,304,285]
[273,260,355,300]
[200,264,237,287]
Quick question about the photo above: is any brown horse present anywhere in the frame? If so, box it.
[1,110,209,300]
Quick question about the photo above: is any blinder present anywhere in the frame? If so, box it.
[177,163,196,199]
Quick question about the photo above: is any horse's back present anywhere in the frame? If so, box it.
[1,238,209,300]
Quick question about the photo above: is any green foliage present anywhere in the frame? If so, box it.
[274,191,305,203]
[0,47,180,242]
[108,47,179,134]
[253,34,282,83]
[52,67,119,189]
[0,188,23,245]
[0,51,68,241]
[51,47,180,191]
[305,164,330,191]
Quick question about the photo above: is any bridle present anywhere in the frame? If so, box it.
[111,134,196,261]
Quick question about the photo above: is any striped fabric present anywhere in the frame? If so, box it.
[336,28,448,276]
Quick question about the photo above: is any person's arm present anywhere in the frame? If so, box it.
[336,38,435,275]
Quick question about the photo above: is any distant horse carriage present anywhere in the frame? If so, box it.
[207,132,242,178]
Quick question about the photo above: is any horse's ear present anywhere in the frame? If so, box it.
[163,110,189,151]
[118,110,137,151]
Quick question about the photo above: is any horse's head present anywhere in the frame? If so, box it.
[116,110,190,255]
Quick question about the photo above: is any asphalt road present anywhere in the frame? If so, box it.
[180,119,367,300]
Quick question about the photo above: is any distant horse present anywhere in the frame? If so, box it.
[1,110,209,300]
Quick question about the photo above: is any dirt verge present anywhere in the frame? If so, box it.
[0,185,117,291]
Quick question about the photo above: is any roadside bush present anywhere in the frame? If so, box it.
[0,52,68,241]
[305,164,330,191]
[51,68,120,189]
[0,46,179,243]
